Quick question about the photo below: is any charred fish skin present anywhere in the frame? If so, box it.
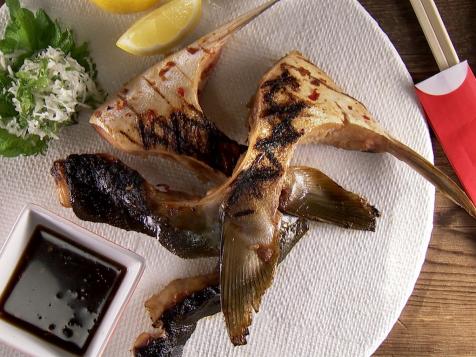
[51,154,160,237]
[51,154,379,260]
[220,55,313,346]
[51,154,220,258]
[219,51,476,345]
[133,287,221,357]
[133,216,309,357]
[90,1,282,179]
[92,96,245,178]
[135,272,221,357]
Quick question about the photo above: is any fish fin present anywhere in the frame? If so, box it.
[281,167,380,231]
[200,0,281,48]
[386,137,476,219]
[278,216,309,262]
[220,210,280,345]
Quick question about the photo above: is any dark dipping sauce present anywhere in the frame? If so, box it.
[0,226,126,355]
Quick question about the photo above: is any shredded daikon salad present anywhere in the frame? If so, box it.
[0,0,104,157]
[2,47,101,140]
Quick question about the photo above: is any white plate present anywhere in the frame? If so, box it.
[0,0,434,356]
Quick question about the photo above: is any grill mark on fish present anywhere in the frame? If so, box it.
[142,77,173,106]
[158,61,176,79]
[122,101,242,176]
[141,111,171,150]
[117,93,153,148]
[119,130,142,146]
[262,69,300,100]
[117,82,244,175]
[137,76,244,174]
[91,1,284,183]
[226,71,307,209]
[176,65,195,83]
[227,154,282,207]
[136,115,149,149]
[198,45,212,54]
[171,111,184,154]
[143,111,200,154]
[118,91,188,151]
[255,108,305,151]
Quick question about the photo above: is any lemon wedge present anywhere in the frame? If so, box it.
[116,0,202,56]
[90,0,160,14]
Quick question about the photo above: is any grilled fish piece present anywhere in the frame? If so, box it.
[279,51,476,218]
[90,1,281,181]
[133,216,309,357]
[134,278,220,357]
[52,154,222,258]
[51,154,377,258]
[220,51,476,345]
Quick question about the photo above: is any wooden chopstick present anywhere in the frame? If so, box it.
[409,0,460,71]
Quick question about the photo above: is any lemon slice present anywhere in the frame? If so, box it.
[117,0,202,56]
[90,0,160,14]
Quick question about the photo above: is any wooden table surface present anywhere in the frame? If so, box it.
[0,0,474,355]
[356,1,476,356]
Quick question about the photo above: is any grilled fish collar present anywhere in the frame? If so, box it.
[220,50,476,345]
[132,216,309,357]
[281,51,476,219]
[51,154,378,259]
[90,1,282,181]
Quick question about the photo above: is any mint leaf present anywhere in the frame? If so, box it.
[0,128,47,157]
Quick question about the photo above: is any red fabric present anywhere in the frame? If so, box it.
[416,66,476,204]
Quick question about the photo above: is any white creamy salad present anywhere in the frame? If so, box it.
[0,47,101,139]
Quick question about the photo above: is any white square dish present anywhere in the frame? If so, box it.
[0,204,145,357]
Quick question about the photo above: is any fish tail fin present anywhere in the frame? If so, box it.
[282,166,380,231]
[386,137,476,219]
[201,0,281,47]
[220,210,280,345]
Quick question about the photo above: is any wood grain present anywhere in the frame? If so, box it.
[356,1,476,355]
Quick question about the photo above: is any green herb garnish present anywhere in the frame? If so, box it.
[0,0,102,157]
